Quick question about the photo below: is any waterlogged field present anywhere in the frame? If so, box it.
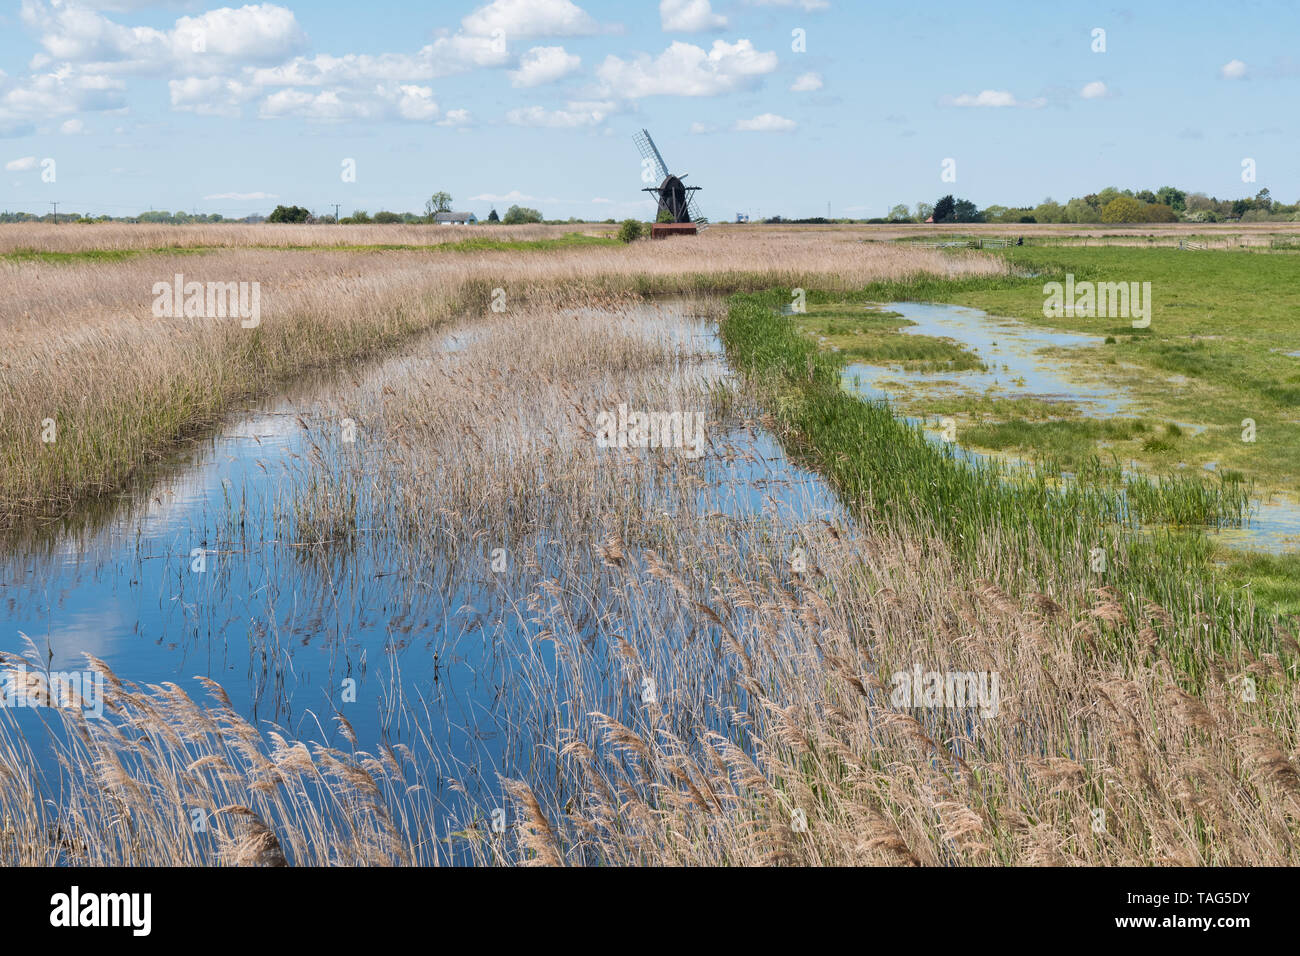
[1,223,1298,867]
[789,242,1300,610]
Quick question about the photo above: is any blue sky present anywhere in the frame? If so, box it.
[1,0,1296,220]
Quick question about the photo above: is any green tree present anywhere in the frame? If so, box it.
[1144,202,1178,223]
[1063,198,1100,223]
[1101,195,1148,223]
[932,195,955,222]
[424,192,453,218]
[887,203,911,222]
[1033,198,1065,223]
[267,204,311,223]
[1096,187,1121,208]
[1155,186,1186,212]
[502,204,543,224]
[487,208,500,222]
[373,210,402,223]
[952,198,982,222]
[914,201,934,222]
[618,219,644,243]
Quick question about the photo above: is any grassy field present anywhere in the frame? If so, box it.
[941,246,1300,486]
[788,247,1300,489]
[2,223,1299,866]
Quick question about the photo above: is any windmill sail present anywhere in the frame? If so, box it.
[633,129,670,183]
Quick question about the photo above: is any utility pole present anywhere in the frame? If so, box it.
[332,203,341,223]
[49,201,58,223]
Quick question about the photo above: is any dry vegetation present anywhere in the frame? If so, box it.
[0,221,612,254]
[0,230,1001,527]
[4,220,1300,256]
[4,298,1297,866]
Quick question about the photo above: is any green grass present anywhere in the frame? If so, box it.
[788,249,1300,493]
[962,418,1153,473]
[1,247,216,263]
[792,303,984,371]
[1220,551,1300,616]
[721,287,1296,662]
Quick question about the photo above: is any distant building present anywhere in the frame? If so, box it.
[434,211,478,225]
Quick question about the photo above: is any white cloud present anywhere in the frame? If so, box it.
[173,37,510,120]
[1220,59,1247,79]
[733,112,795,131]
[59,117,85,133]
[505,99,615,127]
[5,156,38,171]
[744,0,829,10]
[20,1,308,74]
[597,39,777,97]
[1080,80,1108,99]
[169,75,254,117]
[591,197,613,203]
[790,71,822,92]
[437,108,472,126]
[941,89,1045,108]
[689,121,715,133]
[393,85,438,120]
[1,67,127,123]
[247,37,507,87]
[660,0,726,32]
[509,46,580,87]
[203,191,279,200]
[462,0,607,38]
[174,5,308,63]
[256,83,439,121]
[469,189,537,201]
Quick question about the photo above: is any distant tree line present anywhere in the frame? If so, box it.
[877,186,1298,225]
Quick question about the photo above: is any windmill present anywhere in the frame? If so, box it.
[633,128,707,235]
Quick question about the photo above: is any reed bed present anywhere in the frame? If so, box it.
[0,234,1001,528]
[0,222,612,255]
[5,296,1295,866]
[5,220,1300,256]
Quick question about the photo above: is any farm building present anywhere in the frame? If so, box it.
[434,211,478,225]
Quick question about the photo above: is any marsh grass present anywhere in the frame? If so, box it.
[3,294,1298,867]
[0,234,1002,529]
[720,290,1283,678]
